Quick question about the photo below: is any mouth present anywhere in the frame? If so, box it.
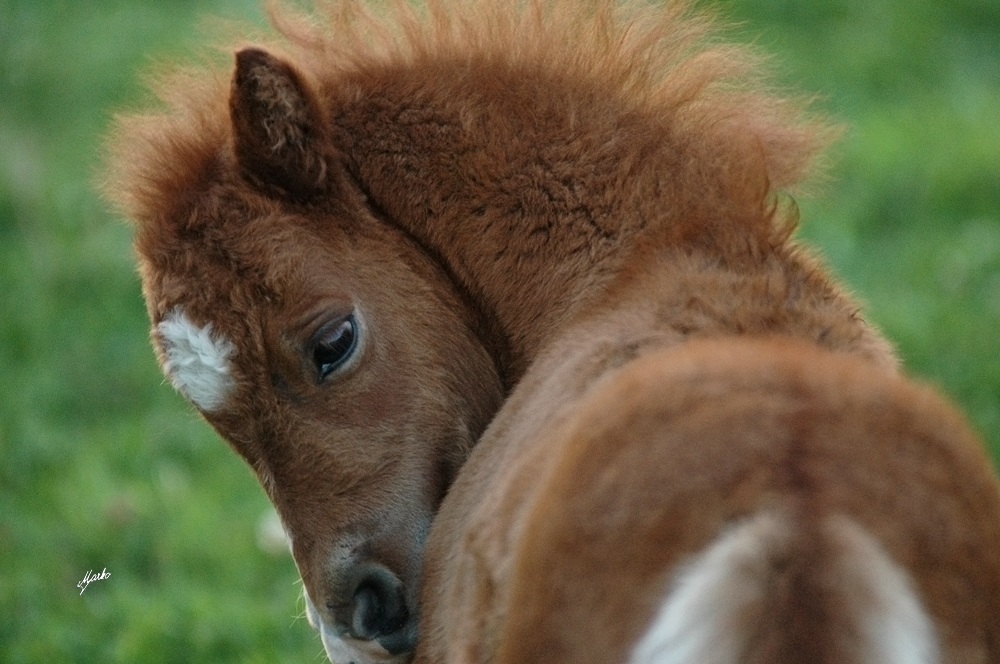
[305,588,413,664]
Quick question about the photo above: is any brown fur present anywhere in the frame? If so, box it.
[102,1,998,663]
[445,338,1000,664]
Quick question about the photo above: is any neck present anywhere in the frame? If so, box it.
[333,60,823,386]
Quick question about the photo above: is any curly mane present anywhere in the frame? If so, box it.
[106,0,833,249]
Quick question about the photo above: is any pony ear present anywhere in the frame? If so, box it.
[230,47,332,200]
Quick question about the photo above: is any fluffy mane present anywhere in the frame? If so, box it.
[105,0,833,242]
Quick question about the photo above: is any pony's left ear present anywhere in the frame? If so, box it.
[230,47,334,200]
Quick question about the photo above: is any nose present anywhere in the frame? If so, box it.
[332,562,416,655]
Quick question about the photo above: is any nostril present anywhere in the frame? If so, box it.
[352,579,408,638]
[346,565,410,643]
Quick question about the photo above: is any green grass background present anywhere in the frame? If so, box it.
[1,0,997,661]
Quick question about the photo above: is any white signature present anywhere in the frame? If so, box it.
[77,568,110,595]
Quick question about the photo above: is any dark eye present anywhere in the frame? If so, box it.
[313,315,358,381]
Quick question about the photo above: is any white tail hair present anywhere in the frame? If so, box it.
[628,512,939,664]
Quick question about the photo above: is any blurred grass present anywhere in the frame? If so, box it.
[1,0,997,662]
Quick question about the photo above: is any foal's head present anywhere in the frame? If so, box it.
[110,47,502,661]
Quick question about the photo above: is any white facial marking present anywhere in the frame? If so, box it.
[628,512,939,664]
[156,308,236,412]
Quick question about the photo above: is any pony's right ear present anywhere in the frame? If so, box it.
[229,47,333,200]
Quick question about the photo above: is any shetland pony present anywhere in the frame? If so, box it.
[105,1,1000,662]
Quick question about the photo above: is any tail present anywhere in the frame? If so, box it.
[627,512,939,664]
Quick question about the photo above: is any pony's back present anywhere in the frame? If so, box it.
[489,339,1000,664]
